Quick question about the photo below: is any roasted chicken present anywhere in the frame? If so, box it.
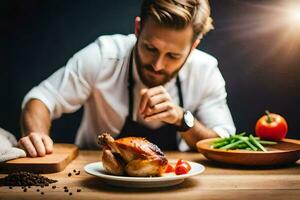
[98,133,168,177]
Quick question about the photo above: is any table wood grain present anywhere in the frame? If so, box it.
[1,150,299,200]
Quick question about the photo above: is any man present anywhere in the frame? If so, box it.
[19,0,235,157]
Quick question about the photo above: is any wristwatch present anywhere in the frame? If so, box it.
[177,110,195,132]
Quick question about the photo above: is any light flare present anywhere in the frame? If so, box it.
[216,1,300,64]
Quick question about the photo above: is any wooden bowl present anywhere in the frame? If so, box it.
[196,138,300,166]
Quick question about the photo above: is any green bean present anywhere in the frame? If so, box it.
[249,134,267,152]
[220,140,244,150]
[235,143,248,149]
[239,132,246,136]
[213,138,227,144]
[238,137,258,151]
[212,140,230,148]
[230,138,239,144]
[210,132,276,151]
[259,140,277,145]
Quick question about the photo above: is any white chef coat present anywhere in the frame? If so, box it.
[22,34,236,151]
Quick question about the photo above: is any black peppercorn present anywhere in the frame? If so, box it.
[0,171,57,187]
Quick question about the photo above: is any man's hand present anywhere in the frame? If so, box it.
[139,86,184,125]
[18,132,53,157]
[20,99,52,157]
[139,86,220,150]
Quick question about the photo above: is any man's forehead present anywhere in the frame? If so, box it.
[140,19,194,52]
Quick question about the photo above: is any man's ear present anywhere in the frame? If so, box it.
[192,38,201,50]
[135,16,141,37]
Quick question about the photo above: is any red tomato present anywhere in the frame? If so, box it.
[175,163,190,175]
[255,110,288,141]
[176,159,184,166]
[175,159,191,171]
[175,159,191,175]
[165,163,175,173]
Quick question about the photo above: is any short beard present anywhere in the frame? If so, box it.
[134,42,191,88]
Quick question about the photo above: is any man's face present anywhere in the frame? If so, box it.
[135,18,196,88]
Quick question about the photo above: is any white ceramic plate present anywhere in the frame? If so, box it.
[84,159,205,188]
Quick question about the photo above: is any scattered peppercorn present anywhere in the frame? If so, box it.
[77,188,81,192]
[23,188,27,192]
[0,171,57,186]
[41,192,44,195]
[64,186,68,189]
[68,173,72,177]
[64,189,69,192]
[69,192,72,195]
[73,169,76,173]
[52,185,56,189]
[9,186,13,189]
[75,171,80,175]
[37,189,40,192]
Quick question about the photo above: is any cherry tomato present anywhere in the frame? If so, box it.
[175,163,190,175]
[165,163,175,173]
[176,159,191,171]
[174,159,191,175]
[255,110,288,141]
[176,159,184,166]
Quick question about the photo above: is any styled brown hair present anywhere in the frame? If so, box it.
[140,0,214,41]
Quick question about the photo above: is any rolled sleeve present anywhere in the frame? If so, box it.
[196,66,236,138]
[213,126,235,138]
[22,82,58,119]
[21,42,102,119]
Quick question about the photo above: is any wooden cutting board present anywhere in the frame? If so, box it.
[0,143,78,174]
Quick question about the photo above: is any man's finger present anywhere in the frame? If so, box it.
[145,101,171,116]
[29,133,46,157]
[145,85,166,97]
[139,86,166,115]
[144,111,169,122]
[139,88,149,115]
[147,93,170,107]
[42,135,53,154]
[19,137,37,157]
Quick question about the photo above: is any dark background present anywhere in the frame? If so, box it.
[1,0,299,143]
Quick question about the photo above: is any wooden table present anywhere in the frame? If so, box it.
[1,150,300,200]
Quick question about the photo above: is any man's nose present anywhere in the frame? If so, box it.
[152,56,165,71]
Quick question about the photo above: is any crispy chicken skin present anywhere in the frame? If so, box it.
[98,133,168,177]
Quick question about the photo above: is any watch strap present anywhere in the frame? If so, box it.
[176,110,194,132]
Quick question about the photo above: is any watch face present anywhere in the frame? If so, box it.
[184,111,194,128]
